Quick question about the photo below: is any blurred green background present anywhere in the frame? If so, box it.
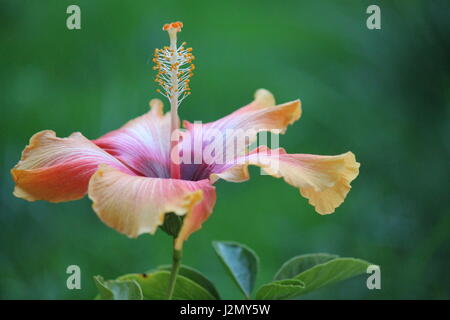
[1,0,449,299]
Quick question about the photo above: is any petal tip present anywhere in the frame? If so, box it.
[302,151,360,215]
[254,88,276,108]
[149,98,164,115]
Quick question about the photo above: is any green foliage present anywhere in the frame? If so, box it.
[118,271,216,300]
[257,253,373,299]
[213,241,259,298]
[94,275,143,300]
[289,257,372,296]
[274,253,339,280]
[156,264,220,299]
[95,242,375,300]
[255,279,305,300]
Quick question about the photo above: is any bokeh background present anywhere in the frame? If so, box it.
[1,0,449,299]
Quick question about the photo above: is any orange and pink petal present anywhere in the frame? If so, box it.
[87,165,216,249]
[211,146,360,214]
[11,130,134,203]
[184,89,301,135]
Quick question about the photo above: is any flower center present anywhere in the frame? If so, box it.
[153,21,195,179]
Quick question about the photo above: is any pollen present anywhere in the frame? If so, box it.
[163,21,183,32]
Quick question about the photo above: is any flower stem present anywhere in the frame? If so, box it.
[167,238,182,300]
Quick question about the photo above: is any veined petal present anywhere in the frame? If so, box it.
[211,147,360,214]
[94,99,172,178]
[11,130,133,202]
[181,89,301,180]
[184,89,301,134]
[87,165,216,249]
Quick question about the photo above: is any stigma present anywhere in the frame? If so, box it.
[153,21,195,106]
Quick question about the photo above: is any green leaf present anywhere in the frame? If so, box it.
[94,276,113,300]
[255,279,305,300]
[212,241,259,298]
[118,271,216,300]
[256,254,374,299]
[292,257,372,296]
[157,264,220,299]
[274,253,339,280]
[94,275,143,300]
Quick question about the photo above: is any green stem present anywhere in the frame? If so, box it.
[167,239,182,300]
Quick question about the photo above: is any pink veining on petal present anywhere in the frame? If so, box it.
[94,101,173,178]
[180,97,301,181]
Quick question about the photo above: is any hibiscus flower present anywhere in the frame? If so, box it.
[11,22,359,298]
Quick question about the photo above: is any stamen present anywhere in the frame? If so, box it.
[153,21,195,106]
[153,21,195,180]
